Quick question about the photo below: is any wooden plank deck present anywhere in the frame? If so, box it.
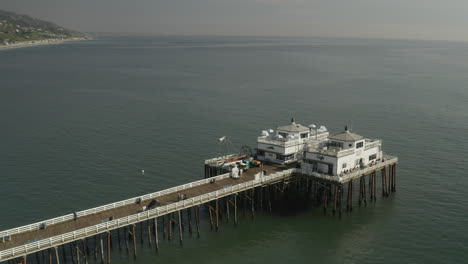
[0,164,290,252]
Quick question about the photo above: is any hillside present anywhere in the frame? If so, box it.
[0,9,88,45]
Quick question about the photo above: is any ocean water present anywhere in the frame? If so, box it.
[1,35,468,263]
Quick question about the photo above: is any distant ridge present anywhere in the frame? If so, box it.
[0,9,89,47]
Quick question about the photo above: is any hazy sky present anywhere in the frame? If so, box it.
[2,0,468,41]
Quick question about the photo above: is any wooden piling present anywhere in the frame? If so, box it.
[132,224,137,259]
[363,176,367,207]
[268,186,272,213]
[162,215,167,240]
[226,196,230,223]
[216,199,220,231]
[381,168,385,196]
[100,236,104,264]
[35,252,41,264]
[188,208,193,235]
[124,228,129,255]
[154,218,159,252]
[61,245,67,264]
[332,185,338,216]
[323,185,328,214]
[94,235,99,261]
[168,213,173,240]
[346,181,351,212]
[234,194,238,226]
[75,242,80,264]
[82,239,88,264]
[358,177,363,206]
[140,222,144,245]
[54,247,60,264]
[251,188,255,220]
[67,243,74,264]
[338,185,343,219]
[196,206,201,238]
[259,187,263,212]
[106,232,111,264]
[180,207,185,233]
[147,220,152,247]
[373,172,376,201]
[208,203,214,230]
[350,179,353,211]
[388,165,392,195]
[178,210,183,246]
[48,249,52,264]
[116,227,121,252]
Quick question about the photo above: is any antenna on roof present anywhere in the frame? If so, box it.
[345,125,348,132]
[291,117,295,124]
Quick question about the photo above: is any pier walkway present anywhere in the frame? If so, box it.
[0,164,295,262]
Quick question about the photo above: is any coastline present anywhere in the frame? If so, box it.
[0,37,90,51]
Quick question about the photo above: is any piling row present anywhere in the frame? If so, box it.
[2,163,396,264]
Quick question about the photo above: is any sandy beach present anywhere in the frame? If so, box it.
[0,37,90,51]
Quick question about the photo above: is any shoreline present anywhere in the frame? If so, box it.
[0,37,90,51]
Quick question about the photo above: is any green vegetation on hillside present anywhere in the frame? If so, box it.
[0,9,87,45]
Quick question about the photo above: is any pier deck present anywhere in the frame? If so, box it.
[0,164,294,261]
[0,155,398,262]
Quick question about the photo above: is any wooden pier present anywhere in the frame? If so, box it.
[0,156,397,263]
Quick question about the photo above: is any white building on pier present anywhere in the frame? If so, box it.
[302,126,382,176]
[256,119,329,164]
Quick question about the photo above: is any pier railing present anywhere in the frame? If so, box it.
[0,172,232,240]
[364,140,381,150]
[0,168,295,261]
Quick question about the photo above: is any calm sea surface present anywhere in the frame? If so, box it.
[1,35,468,263]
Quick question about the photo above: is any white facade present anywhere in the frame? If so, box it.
[256,119,329,164]
[302,128,382,176]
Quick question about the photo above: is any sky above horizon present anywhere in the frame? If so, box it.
[2,0,468,41]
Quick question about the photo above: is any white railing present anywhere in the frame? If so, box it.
[0,172,232,239]
[0,169,296,261]
[257,136,306,148]
[204,154,239,165]
[306,147,355,158]
[365,140,381,150]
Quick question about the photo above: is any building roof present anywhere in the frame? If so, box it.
[329,130,363,142]
[277,119,309,133]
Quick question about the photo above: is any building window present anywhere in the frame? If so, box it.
[356,141,364,148]
[342,163,347,168]
[300,133,309,139]
[278,132,288,138]
[329,141,344,148]
[257,150,265,156]
[369,154,377,160]
[349,143,353,147]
